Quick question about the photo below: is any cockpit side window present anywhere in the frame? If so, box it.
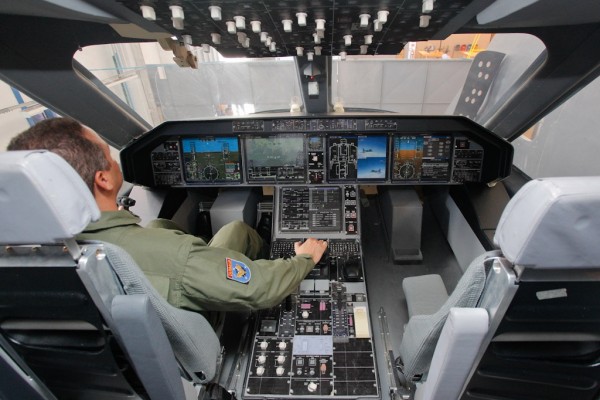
[512,73,600,178]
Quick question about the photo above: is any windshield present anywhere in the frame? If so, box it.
[71,33,545,128]
[0,33,546,152]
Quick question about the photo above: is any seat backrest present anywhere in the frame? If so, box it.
[0,150,99,255]
[0,150,220,399]
[494,176,600,268]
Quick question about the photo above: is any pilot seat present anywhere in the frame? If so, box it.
[398,176,600,400]
[0,150,221,400]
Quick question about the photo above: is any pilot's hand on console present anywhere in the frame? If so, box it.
[294,238,328,264]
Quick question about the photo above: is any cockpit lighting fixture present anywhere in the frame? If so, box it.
[169,5,184,30]
[226,21,236,34]
[251,20,261,33]
[296,12,307,26]
[140,5,156,20]
[374,19,383,32]
[359,14,371,28]
[208,5,221,21]
[234,16,246,30]
[315,19,326,32]
[422,0,434,14]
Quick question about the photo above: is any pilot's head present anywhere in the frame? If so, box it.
[7,118,123,201]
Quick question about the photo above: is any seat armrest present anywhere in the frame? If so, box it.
[415,308,489,400]
[111,294,186,400]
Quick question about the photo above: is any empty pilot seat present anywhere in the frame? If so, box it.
[0,150,220,400]
[398,251,492,383]
[399,176,600,391]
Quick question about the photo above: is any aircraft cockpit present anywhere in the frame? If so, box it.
[1,1,600,400]
[112,113,514,399]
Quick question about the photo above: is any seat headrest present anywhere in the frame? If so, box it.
[494,177,600,268]
[0,150,100,244]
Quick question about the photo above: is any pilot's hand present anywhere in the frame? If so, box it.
[294,238,328,264]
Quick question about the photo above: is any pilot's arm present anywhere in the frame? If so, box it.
[176,240,317,312]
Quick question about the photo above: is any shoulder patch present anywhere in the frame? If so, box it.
[226,257,251,284]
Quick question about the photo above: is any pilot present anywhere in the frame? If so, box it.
[7,118,328,312]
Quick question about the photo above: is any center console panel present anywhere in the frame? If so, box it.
[244,282,378,398]
[244,184,378,398]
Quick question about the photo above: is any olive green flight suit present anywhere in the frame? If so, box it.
[77,210,314,312]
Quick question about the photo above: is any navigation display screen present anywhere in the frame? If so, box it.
[181,137,241,183]
[392,135,452,182]
[327,135,388,181]
[244,135,306,182]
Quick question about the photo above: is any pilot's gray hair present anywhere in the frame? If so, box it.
[7,118,109,193]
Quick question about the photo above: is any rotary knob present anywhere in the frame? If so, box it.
[276,366,285,376]
[259,341,268,350]
[307,382,318,392]
[256,366,265,376]
[257,355,266,364]
[277,355,286,364]
[278,341,287,350]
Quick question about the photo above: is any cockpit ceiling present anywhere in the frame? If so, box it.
[116,0,483,57]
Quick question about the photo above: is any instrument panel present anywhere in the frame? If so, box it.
[121,116,512,187]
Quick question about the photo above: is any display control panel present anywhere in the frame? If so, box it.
[121,116,512,188]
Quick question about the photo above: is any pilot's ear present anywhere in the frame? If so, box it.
[94,169,114,191]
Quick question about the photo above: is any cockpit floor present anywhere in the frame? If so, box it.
[360,192,463,353]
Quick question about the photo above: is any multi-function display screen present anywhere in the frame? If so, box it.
[181,137,241,183]
[327,135,388,181]
[392,135,452,182]
[244,135,306,182]
[279,186,342,232]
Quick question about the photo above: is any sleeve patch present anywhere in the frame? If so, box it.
[226,257,251,284]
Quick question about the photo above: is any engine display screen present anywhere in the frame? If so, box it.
[392,135,452,182]
[181,137,241,183]
[244,135,306,182]
[327,135,388,181]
